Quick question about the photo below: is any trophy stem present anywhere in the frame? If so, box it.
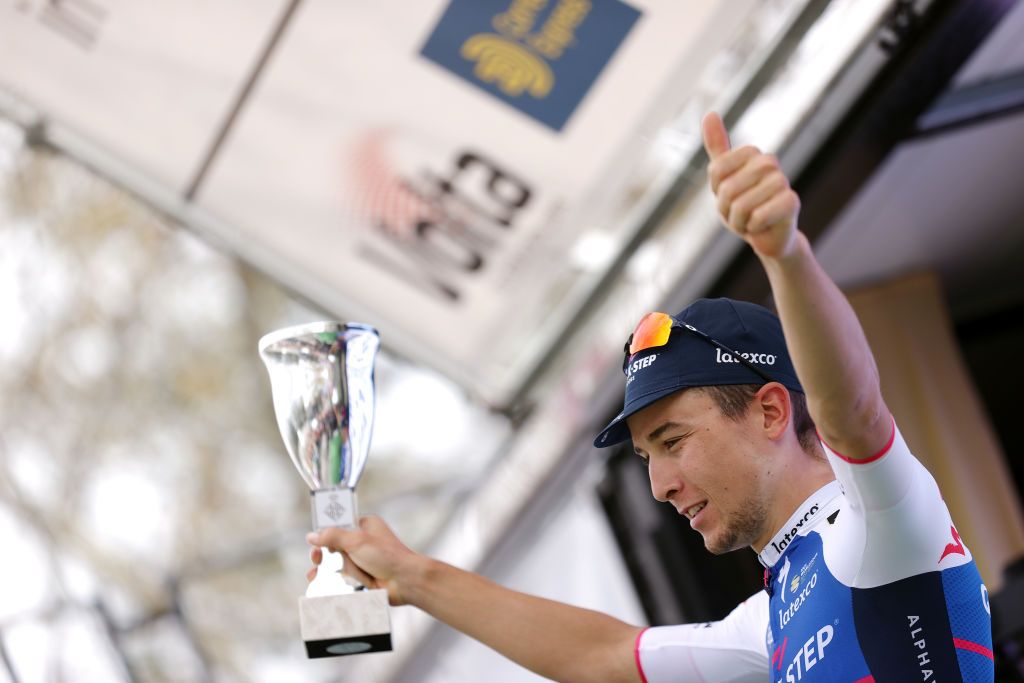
[307,488,363,597]
[311,487,358,530]
[306,548,356,598]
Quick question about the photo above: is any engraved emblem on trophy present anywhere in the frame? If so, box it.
[259,322,392,658]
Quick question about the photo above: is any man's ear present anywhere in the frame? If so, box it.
[755,383,792,440]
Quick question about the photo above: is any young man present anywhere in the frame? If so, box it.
[307,114,994,682]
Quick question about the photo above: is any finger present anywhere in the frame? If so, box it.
[309,546,323,566]
[307,527,360,552]
[702,112,730,160]
[306,566,318,583]
[358,514,383,530]
[358,515,397,539]
[728,172,789,234]
[716,154,780,222]
[748,190,800,235]
[340,551,375,588]
[708,145,760,195]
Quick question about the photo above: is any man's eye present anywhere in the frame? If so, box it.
[664,432,692,450]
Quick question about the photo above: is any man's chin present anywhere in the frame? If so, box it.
[700,529,744,555]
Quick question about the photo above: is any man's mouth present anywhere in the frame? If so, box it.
[685,501,707,520]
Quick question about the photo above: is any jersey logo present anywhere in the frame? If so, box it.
[775,625,833,681]
[772,636,789,672]
[826,510,839,524]
[777,557,792,601]
[770,503,820,555]
[938,525,965,563]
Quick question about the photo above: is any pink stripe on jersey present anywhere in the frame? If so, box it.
[686,648,708,683]
[954,637,995,660]
[634,628,650,683]
[818,416,896,464]
[852,676,875,683]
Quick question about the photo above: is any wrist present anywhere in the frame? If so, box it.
[758,229,811,272]
[397,554,439,607]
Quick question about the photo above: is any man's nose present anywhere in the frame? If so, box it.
[649,458,681,503]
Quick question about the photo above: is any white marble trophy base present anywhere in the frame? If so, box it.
[299,588,392,658]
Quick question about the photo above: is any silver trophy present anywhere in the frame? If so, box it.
[258,322,392,658]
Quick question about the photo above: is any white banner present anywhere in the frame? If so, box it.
[1,0,748,404]
[0,0,289,191]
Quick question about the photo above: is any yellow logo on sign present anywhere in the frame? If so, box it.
[460,33,554,98]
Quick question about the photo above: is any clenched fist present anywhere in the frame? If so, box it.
[306,515,424,607]
[702,112,801,261]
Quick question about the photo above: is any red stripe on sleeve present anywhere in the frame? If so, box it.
[634,628,650,683]
[818,416,896,464]
[954,637,995,660]
[852,676,875,683]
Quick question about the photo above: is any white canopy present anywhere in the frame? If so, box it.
[1,0,764,405]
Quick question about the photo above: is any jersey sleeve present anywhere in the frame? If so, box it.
[819,418,972,588]
[635,591,768,683]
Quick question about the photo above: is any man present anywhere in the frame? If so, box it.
[307,113,994,682]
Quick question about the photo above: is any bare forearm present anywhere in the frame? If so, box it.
[404,558,642,683]
[760,231,891,456]
[700,112,891,456]
[310,520,642,682]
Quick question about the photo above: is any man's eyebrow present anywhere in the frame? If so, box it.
[647,421,686,442]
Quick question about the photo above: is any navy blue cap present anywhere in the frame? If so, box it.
[593,298,803,448]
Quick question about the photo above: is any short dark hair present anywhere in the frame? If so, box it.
[700,384,818,455]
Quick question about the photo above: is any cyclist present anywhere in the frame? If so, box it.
[307,113,994,682]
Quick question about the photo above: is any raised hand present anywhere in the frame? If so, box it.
[702,112,800,261]
[306,515,422,607]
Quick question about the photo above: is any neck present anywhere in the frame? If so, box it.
[752,453,835,555]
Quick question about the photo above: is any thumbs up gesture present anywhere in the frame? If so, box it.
[702,113,800,260]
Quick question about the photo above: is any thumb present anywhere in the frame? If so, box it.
[702,112,731,160]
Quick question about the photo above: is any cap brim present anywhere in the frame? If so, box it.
[593,411,629,448]
[593,384,688,449]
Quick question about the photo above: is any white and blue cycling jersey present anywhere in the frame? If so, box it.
[634,420,994,682]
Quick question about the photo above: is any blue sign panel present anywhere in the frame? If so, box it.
[420,0,642,132]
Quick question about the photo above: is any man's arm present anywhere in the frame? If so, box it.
[702,112,892,459]
[308,517,643,683]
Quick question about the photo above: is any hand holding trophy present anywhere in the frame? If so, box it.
[259,322,392,658]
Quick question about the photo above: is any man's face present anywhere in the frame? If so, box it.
[627,387,770,555]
